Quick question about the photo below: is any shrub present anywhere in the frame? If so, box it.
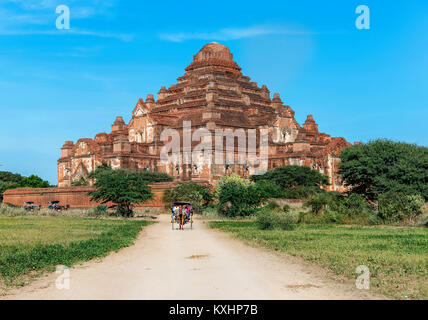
[256,208,297,230]
[276,211,297,230]
[282,204,291,213]
[304,194,329,215]
[216,176,265,217]
[88,205,109,217]
[282,186,326,199]
[256,209,276,230]
[328,193,373,216]
[368,213,383,225]
[265,200,281,211]
[319,210,344,224]
[378,192,425,223]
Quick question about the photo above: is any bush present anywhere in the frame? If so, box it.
[282,204,291,213]
[88,205,109,217]
[256,209,297,230]
[265,200,281,211]
[368,213,383,225]
[216,175,266,217]
[256,209,276,230]
[276,211,298,230]
[282,186,326,199]
[304,194,329,215]
[378,192,424,223]
[328,193,373,217]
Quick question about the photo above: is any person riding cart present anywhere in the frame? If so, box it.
[171,201,193,230]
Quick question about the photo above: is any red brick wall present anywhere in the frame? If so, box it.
[2,182,175,209]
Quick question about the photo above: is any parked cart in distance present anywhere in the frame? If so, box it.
[48,201,70,211]
[23,201,41,211]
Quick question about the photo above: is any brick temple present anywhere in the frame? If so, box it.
[58,43,351,191]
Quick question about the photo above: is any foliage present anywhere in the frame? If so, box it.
[281,185,326,199]
[215,173,252,193]
[282,204,291,213]
[19,175,50,188]
[378,192,425,223]
[88,168,154,217]
[209,221,428,299]
[216,177,266,217]
[339,139,428,201]
[256,208,297,231]
[0,171,23,183]
[251,165,329,189]
[163,182,204,214]
[328,193,373,217]
[303,193,329,215]
[252,180,284,199]
[87,205,109,217]
[265,199,281,211]
[135,171,173,183]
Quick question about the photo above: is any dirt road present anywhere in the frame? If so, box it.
[3,215,383,300]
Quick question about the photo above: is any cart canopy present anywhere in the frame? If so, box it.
[172,201,191,206]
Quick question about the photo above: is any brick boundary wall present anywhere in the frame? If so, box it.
[2,182,176,209]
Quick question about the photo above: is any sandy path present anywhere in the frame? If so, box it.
[3,215,383,300]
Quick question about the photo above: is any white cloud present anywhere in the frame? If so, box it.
[159,25,315,42]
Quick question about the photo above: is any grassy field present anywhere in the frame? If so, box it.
[209,221,428,300]
[0,215,152,291]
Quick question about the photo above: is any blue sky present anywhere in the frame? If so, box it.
[0,0,427,184]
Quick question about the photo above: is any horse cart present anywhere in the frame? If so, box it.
[48,201,70,211]
[171,201,193,230]
[23,202,41,211]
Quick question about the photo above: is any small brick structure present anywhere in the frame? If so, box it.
[2,182,175,209]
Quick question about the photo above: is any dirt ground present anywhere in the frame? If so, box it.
[2,214,385,300]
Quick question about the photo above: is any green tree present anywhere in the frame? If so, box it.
[0,171,23,183]
[216,176,266,217]
[88,168,154,217]
[339,139,428,201]
[251,165,329,190]
[19,175,50,188]
[163,182,204,214]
